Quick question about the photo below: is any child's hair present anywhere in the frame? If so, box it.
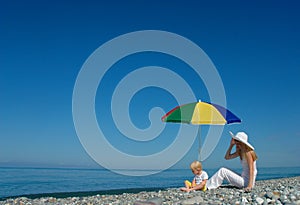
[190,161,202,171]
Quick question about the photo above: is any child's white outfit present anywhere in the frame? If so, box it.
[194,170,208,185]
[185,170,208,191]
[206,158,257,189]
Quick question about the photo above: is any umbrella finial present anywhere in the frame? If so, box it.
[198,99,201,102]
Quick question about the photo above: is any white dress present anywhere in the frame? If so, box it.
[206,158,257,189]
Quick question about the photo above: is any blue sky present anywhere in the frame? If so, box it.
[1,1,300,170]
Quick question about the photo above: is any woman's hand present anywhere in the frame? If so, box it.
[230,138,236,146]
[225,139,239,160]
[244,186,252,192]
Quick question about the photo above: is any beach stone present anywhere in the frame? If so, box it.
[48,197,56,203]
[266,191,273,199]
[241,197,248,203]
[265,187,271,192]
[235,192,241,197]
[273,191,281,200]
[256,197,264,204]
[134,197,163,205]
[179,196,203,204]
[290,194,297,201]
[280,195,288,201]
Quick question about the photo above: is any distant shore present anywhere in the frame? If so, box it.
[1,176,299,205]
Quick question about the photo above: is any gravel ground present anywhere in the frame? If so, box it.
[1,176,299,205]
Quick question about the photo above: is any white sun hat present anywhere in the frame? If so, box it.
[229,131,254,150]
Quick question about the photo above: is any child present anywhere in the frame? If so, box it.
[180,160,208,192]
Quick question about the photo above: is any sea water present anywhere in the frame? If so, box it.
[0,167,299,199]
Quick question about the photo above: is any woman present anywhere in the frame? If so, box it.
[206,131,258,192]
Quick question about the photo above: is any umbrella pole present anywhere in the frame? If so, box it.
[198,126,201,161]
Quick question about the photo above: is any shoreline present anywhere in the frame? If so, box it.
[0,187,171,201]
[1,176,299,204]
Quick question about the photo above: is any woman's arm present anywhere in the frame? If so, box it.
[224,138,240,160]
[245,151,254,190]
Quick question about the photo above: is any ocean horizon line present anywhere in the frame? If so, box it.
[1,165,299,171]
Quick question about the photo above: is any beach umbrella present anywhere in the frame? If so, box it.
[161,101,241,160]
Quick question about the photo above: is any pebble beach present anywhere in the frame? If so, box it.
[1,176,299,205]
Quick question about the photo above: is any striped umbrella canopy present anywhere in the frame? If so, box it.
[161,101,241,160]
[161,101,241,125]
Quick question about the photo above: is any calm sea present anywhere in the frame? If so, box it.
[0,167,299,199]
